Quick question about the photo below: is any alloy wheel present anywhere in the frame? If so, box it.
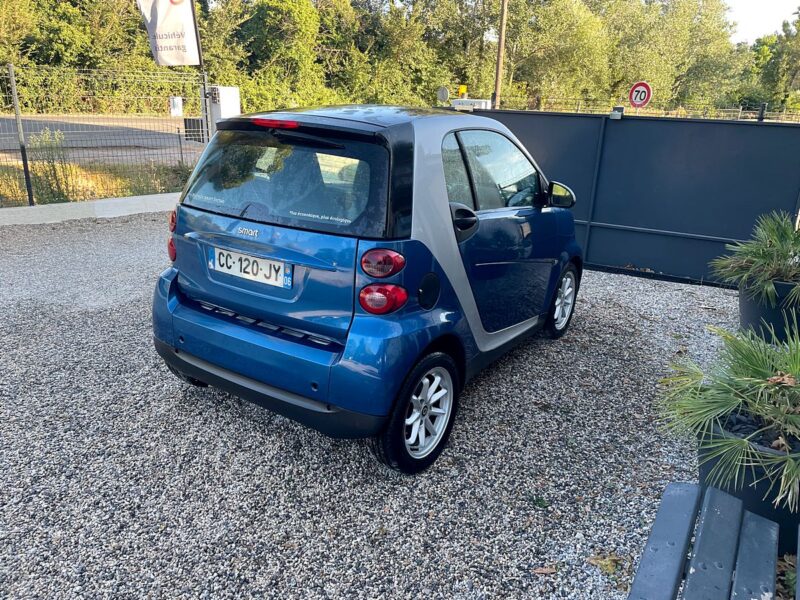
[404,366,453,459]
[554,271,576,330]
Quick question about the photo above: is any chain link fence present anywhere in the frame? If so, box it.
[1,65,210,208]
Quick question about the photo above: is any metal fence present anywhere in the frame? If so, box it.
[480,108,800,282]
[492,96,800,123]
[0,68,27,207]
[0,65,209,208]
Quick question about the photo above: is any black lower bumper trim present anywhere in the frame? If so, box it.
[154,338,386,439]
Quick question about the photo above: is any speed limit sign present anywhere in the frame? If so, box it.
[629,81,653,108]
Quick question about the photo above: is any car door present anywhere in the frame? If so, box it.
[442,130,560,333]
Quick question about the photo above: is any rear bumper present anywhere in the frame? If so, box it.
[154,337,386,438]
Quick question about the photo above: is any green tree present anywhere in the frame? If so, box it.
[361,5,451,104]
[316,0,371,98]
[28,1,92,66]
[733,9,800,110]
[0,0,791,115]
[670,0,743,106]
[237,0,340,110]
[771,10,800,108]
[200,0,250,85]
[415,0,498,96]
[505,0,611,105]
[0,0,39,65]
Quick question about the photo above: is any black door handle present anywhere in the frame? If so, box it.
[449,203,479,242]
[454,214,478,230]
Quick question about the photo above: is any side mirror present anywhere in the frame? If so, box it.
[548,181,576,208]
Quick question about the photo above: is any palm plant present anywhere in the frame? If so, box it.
[710,211,800,308]
[662,323,800,511]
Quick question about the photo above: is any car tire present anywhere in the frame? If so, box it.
[543,263,579,339]
[369,352,460,474]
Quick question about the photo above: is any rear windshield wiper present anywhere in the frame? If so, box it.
[272,129,345,150]
[239,202,255,218]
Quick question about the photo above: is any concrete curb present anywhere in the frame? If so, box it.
[0,193,180,226]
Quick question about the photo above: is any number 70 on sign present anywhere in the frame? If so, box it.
[629,81,653,109]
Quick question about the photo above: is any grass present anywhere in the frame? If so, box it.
[0,161,192,207]
[0,166,28,207]
[528,495,550,509]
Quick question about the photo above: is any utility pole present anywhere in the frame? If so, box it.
[492,0,509,110]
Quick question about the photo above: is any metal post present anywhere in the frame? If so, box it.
[201,71,211,142]
[8,64,34,206]
[582,116,608,259]
[758,102,767,122]
[492,0,509,110]
[189,0,211,143]
[177,126,184,165]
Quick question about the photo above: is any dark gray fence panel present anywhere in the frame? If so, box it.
[595,117,800,239]
[479,111,603,225]
[478,109,800,282]
[586,227,727,281]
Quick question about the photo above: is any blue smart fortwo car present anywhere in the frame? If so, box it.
[153,105,582,473]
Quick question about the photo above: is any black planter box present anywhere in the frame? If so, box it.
[739,281,798,342]
[699,444,800,555]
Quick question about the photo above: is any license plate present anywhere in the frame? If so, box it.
[208,247,293,289]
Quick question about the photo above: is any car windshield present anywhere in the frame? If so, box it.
[182,129,390,237]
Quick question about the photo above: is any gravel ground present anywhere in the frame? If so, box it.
[0,213,738,598]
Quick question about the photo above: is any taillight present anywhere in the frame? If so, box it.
[359,284,408,315]
[251,118,300,129]
[361,249,406,278]
[167,237,177,262]
[168,208,177,232]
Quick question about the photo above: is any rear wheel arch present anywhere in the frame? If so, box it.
[380,332,467,421]
[420,334,466,392]
[570,255,583,280]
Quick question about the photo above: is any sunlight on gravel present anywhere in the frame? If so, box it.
[0,213,737,598]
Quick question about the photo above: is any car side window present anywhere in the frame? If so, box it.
[458,130,540,210]
[442,133,475,210]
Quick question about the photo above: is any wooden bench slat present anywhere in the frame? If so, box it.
[730,511,778,600]
[682,487,743,600]
[628,483,702,600]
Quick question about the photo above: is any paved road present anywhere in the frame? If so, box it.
[0,114,207,151]
[0,213,737,598]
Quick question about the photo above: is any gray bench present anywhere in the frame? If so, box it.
[628,482,796,600]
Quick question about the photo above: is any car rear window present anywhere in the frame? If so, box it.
[182,129,390,237]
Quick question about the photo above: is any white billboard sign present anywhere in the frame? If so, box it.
[137,0,201,66]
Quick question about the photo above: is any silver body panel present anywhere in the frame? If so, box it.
[409,114,546,352]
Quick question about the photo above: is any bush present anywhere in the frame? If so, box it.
[662,324,800,511]
[28,128,77,203]
[710,211,800,308]
[0,166,28,207]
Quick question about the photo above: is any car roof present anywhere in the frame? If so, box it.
[231,105,473,131]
